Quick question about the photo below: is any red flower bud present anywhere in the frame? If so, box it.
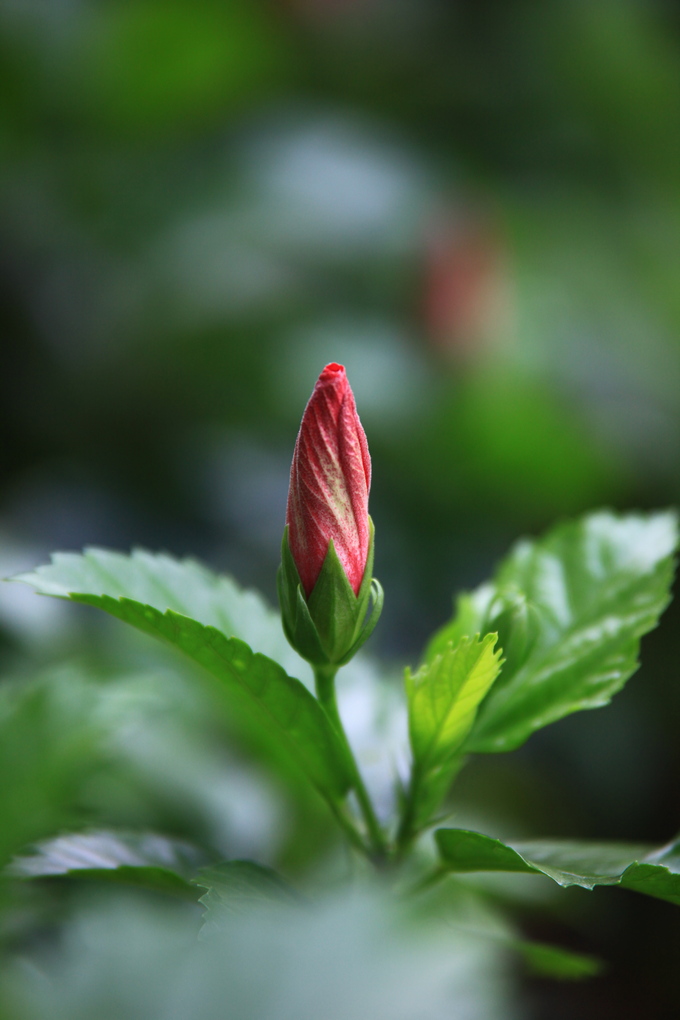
[286,363,371,598]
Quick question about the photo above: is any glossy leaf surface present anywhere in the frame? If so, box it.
[428,511,678,752]
[436,828,680,906]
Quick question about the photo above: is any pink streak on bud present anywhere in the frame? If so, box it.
[286,363,371,597]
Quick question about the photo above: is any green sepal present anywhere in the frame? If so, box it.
[278,519,383,667]
[277,534,327,665]
[307,539,364,661]
[337,576,383,666]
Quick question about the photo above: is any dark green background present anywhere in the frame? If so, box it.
[2,2,680,1016]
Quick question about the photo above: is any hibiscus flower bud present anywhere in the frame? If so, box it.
[278,363,383,668]
[287,362,370,597]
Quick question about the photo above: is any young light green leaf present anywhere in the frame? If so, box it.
[407,634,503,768]
[400,634,502,838]
[9,830,205,900]
[435,828,680,907]
[429,511,678,753]
[14,551,352,803]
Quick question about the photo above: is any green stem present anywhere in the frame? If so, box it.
[314,665,387,862]
[396,755,467,860]
[395,767,421,858]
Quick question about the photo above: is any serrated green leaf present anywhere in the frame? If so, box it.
[193,860,300,933]
[9,830,205,899]
[13,546,311,682]
[13,549,352,803]
[430,511,678,753]
[436,828,680,907]
[407,634,503,767]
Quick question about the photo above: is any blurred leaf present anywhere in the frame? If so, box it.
[74,0,290,136]
[0,674,104,868]
[193,860,299,932]
[436,828,680,907]
[404,634,502,831]
[8,889,512,1020]
[429,510,678,752]
[446,922,602,981]
[406,375,625,519]
[550,3,680,181]
[9,830,206,900]
[14,549,352,804]
[511,939,602,980]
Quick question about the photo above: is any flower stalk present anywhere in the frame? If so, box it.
[313,663,387,862]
